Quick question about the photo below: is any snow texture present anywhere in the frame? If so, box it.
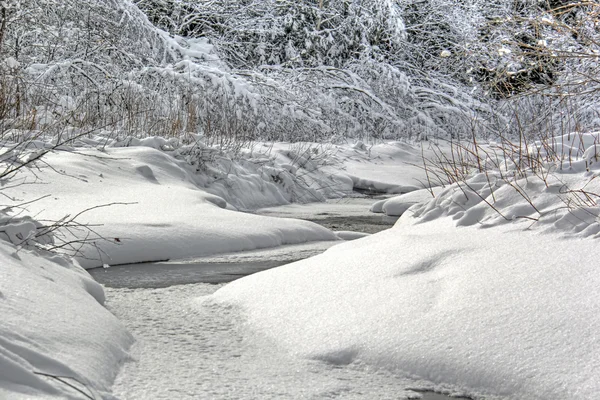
[0,240,131,399]
[4,146,339,268]
[213,135,600,399]
[370,187,444,216]
[214,217,600,400]
[7,136,600,399]
[4,139,433,268]
[105,283,432,400]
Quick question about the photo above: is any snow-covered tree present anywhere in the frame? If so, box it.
[8,0,599,145]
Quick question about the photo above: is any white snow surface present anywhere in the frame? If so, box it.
[214,216,600,400]
[0,241,132,399]
[106,283,436,400]
[371,187,444,216]
[8,135,600,399]
[4,146,338,268]
[214,136,600,399]
[5,139,437,268]
[322,141,432,193]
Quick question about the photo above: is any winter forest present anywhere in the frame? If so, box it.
[1,1,600,399]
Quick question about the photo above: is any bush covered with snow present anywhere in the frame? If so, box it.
[0,0,505,144]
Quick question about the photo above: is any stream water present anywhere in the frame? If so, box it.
[90,198,472,400]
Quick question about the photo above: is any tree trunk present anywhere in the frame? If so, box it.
[0,6,7,55]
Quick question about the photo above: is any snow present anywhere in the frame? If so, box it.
[334,231,371,240]
[211,135,600,399]
[6,135,600,399]
[4,146,338,268]
[3,138,435,268]
[4,0,600,397]
[0,238,131,399]
[104,283,436,400]
[530,131,600,168]
[214,216,600,399]
[371,187,444,216]
[322,141,433,193]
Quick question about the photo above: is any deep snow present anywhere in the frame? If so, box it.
[370,187,444,216]
[211,134,600,399]
[4,138,428,268]
[1,139,428,399]
[104,282,459,400]
[4,146,338,268]
[0,242,132,399]
[214,214,600,400]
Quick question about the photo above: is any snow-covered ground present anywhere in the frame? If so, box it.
[5,145,337,268]
[1,138,429,399]
[215,215,600,399]
[0,241,132,399]
[370,187,444,216]
[4,138,429,269]
[4,0,600,397]
[324,141,431,193]
[211,134,600,399]
[104,283,449,400]
[5,135,600,399]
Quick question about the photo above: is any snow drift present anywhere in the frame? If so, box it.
[213,214,600,399]
[213,134,600,399]
[0,229,132,398]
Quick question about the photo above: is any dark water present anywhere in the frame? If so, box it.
[305,214,399,234]
[89,259,294,288]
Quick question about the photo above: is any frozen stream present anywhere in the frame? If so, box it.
[103,284,466,400]
[92,198,470,400]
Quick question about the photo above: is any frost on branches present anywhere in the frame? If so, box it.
[0,0,498,144]
[2,0,600,145]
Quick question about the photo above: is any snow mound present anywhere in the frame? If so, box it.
[403,170,600,237]
[532,132,600,162]
[213,218,600,399]
[371,187,444,216]
[323,141,434,194]
[213,135,600,399]
[3,146,338,268]
[2,138,438,268]
[334,231,371,240]
[0,235,131,398]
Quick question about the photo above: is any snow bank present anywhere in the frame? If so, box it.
[532,132,600,162]
[322,141,433,194]
[3,138,438,268]
[406,171,600,237]
[0,240,132,399]
[4,146,338,268]
[213,135,600,399]
[371,187,444,216]
[334,231,371,240]
[213,217,600,399]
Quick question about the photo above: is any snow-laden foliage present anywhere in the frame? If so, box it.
[0,0,503,144]
[2,0,600,145]
[136,0,406,68]
[464,1,600,137]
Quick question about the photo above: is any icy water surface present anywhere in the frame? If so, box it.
[257,196,399,234]
[105,284,468,400]
[89,241,337,287]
